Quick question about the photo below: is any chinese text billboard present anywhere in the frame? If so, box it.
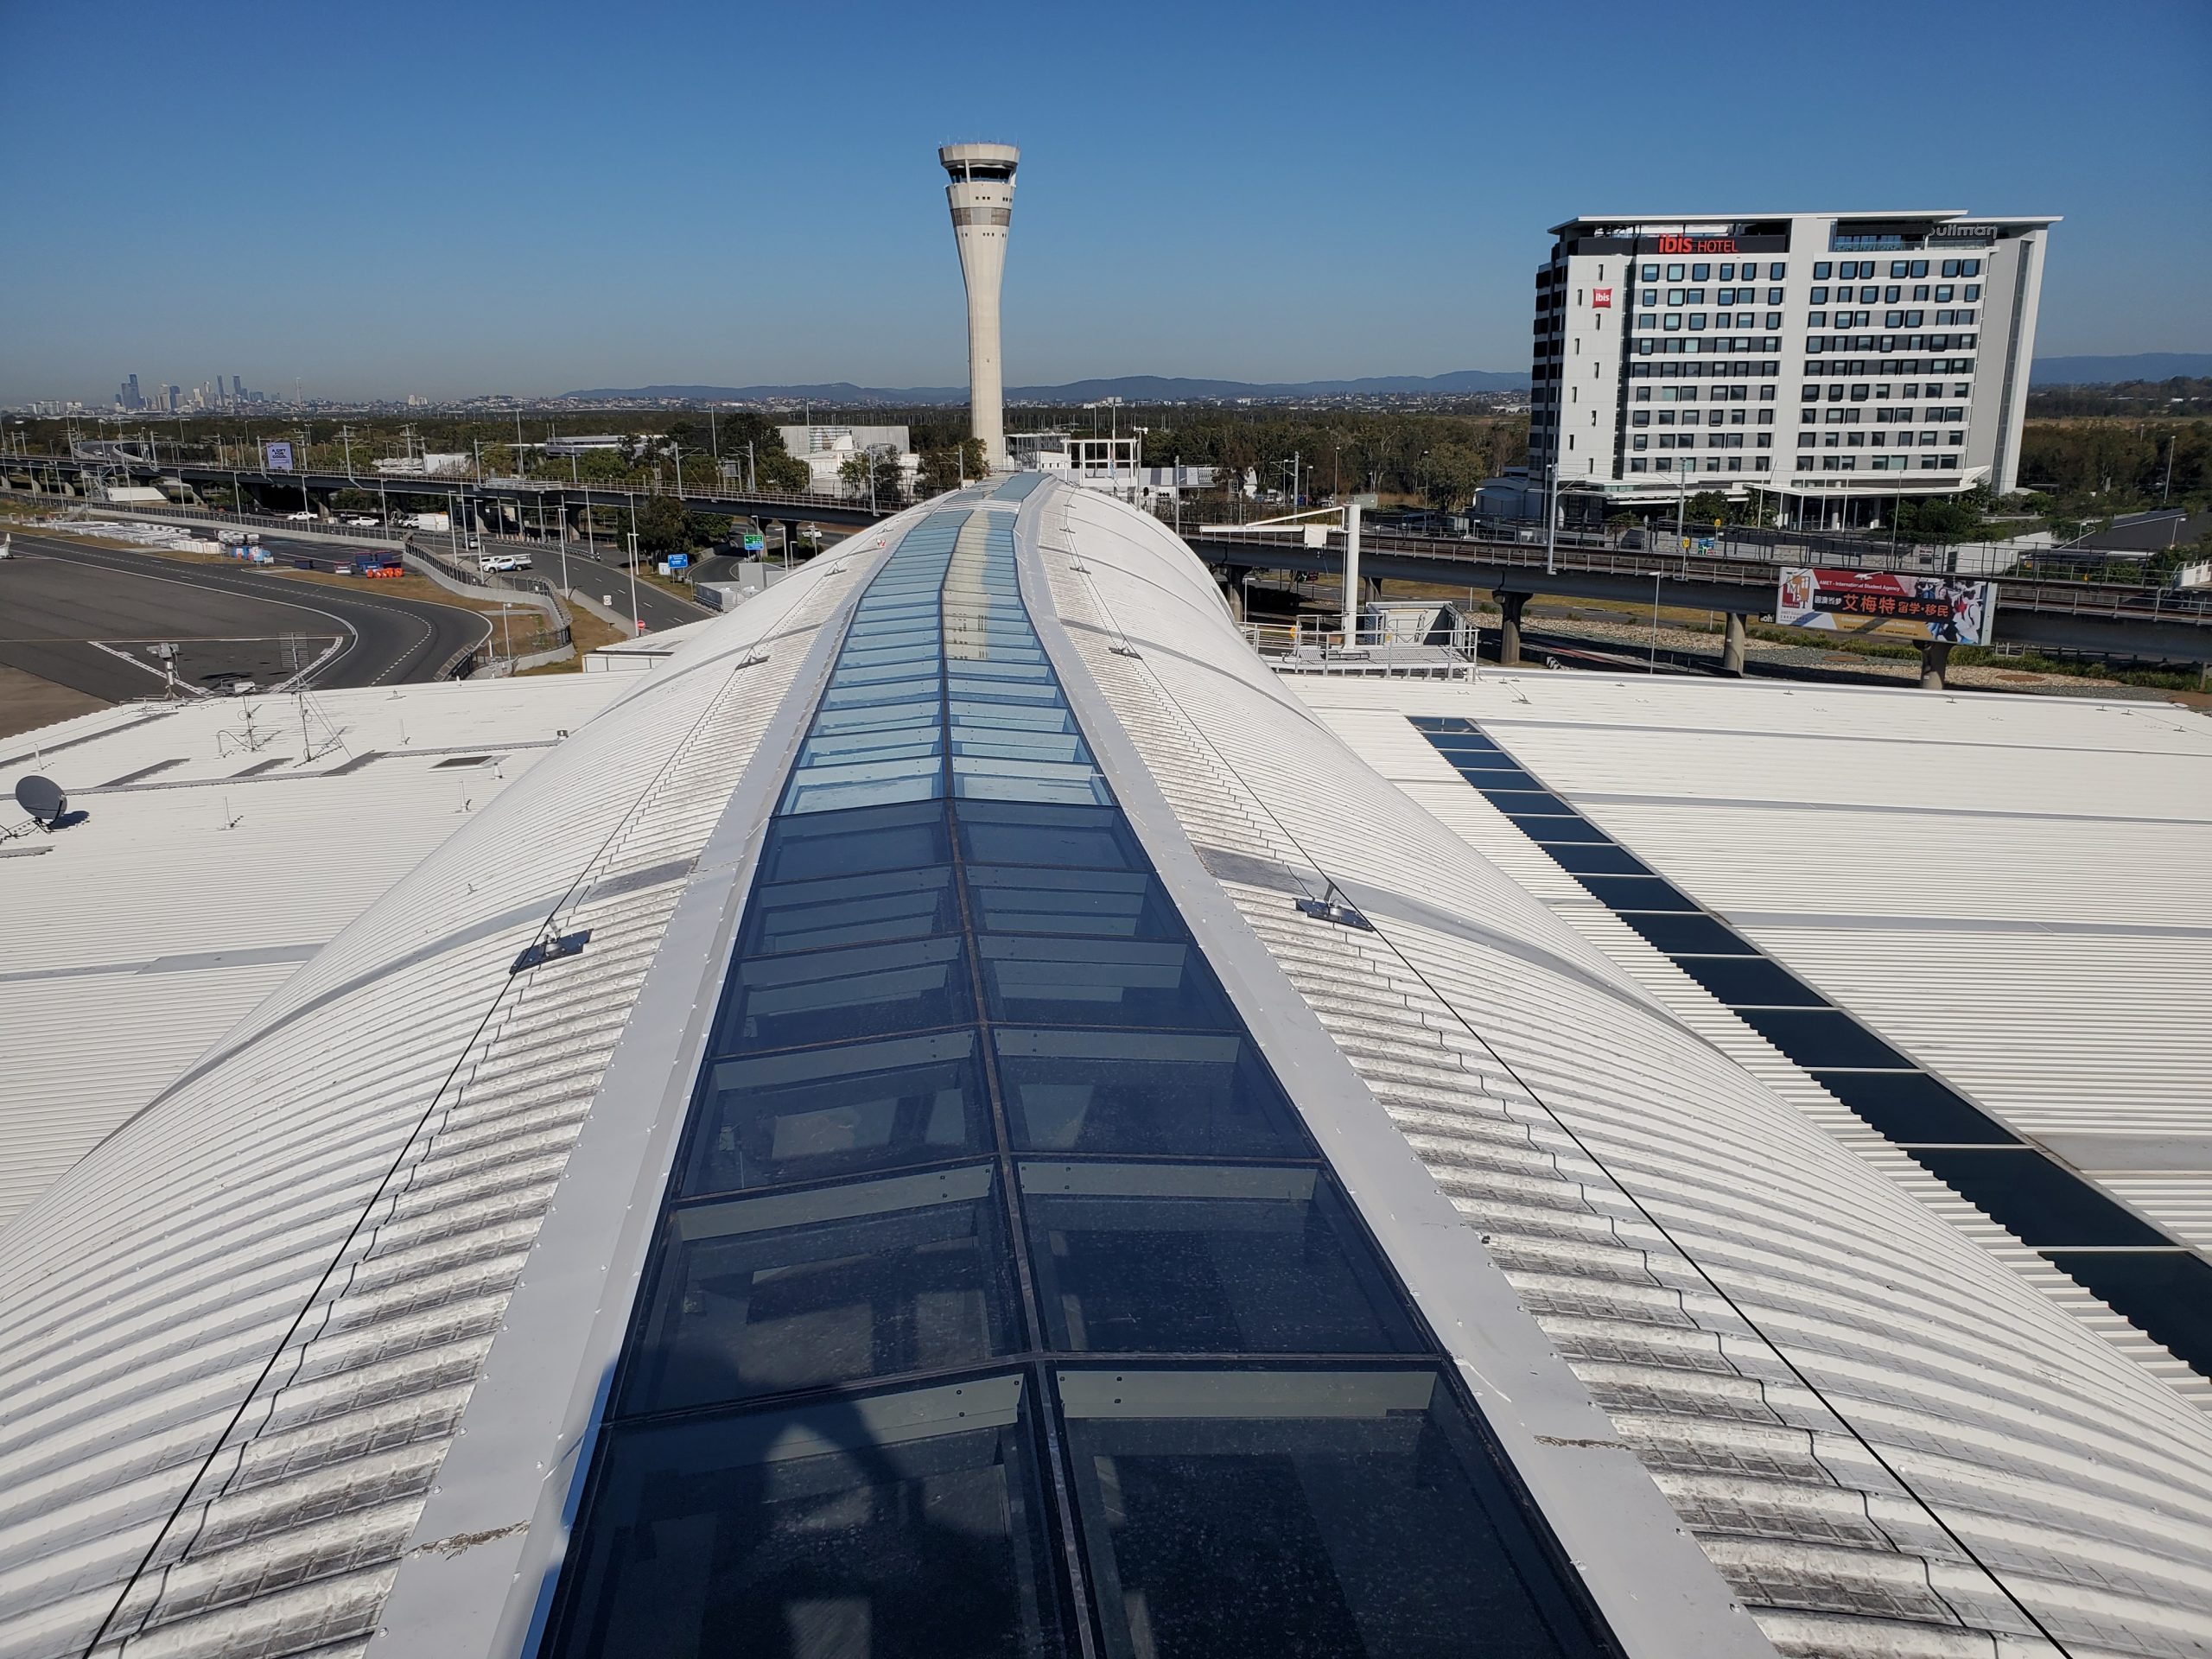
[1776,567,1995,645]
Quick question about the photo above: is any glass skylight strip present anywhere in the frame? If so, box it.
[1410,715,2212,1380]
[532,501,1615,1659]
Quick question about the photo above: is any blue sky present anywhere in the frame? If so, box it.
[3,0,2206,402]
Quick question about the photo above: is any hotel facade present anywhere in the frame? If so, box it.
[1527,211,2055,522]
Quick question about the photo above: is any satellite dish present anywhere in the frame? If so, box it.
[15,776,67,825]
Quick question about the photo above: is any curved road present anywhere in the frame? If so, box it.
[1,532,491,697]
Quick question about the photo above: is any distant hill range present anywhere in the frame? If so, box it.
[558,370,1531,405]
[2030,353,2212,385]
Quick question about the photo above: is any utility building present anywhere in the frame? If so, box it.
[940,142,1020,471]
[1528,211,2055,525]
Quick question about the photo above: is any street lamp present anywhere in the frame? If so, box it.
[625,492,642,637]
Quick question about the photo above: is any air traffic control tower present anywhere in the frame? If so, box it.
[940,142,1019,470]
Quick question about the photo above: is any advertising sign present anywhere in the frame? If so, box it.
[1776,567,1995,645]
[264,441,295,473]
[1591,287,1613,308]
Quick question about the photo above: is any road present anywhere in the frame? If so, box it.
[462,534,709,634]
[0,532,490,702]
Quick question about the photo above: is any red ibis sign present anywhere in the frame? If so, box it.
[1655,233,1738,254]
[1592,287,1613,308]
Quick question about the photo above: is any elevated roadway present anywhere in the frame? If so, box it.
[1192,526,2212,671]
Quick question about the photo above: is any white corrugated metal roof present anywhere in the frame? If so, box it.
[1298,673,2212,1292]
[3,485,2209,1659]
[0,677,634,1227]
[1040,487,2212,1659]
[0,518,899,1659]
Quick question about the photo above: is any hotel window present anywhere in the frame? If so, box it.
[1890,260,1909,277]
[1632,411,1651,426]
[1758,409,1777,424]
[1637,314,1657,329]
[1921,431,1941,445]
[1759,385,1777,400]
[1765,287,1783,304]
[1692,264,1710,280]
[1797,433,1816,448]
[1910,259,1929,277]
[1634,386,1652,402]
[1728,409,1747,425]
[1814,262,1832,279]
[1632,435,1649,450]
[1641,288,1656,304]
[1809,285,1828,302]
[1764,312,1782,328]
[1630,457,1648,472]
[1913,284,1929,300]
[1808,310,1827,327]
[1885,311,1904,327]
[1666,263,1685,280]
[1962,259,1980,275]
[1757,432,1773,448]
[1684,289,1706,303]
[1718,264,1734,280]
[1689,314,1707,330]
[1663,315,1681,331]
[1941,260,1961,277]
[1850,385,1870,401]
[1964,283,1980,300]
[1667,289,1686,305]
[1642,263,1659,280]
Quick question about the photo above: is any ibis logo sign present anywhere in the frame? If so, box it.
[1655,233,1737,254]
[1592,287,1613,308]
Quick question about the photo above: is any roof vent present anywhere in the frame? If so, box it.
[512,928,592,975]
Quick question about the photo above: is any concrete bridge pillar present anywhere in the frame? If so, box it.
[1721,611,1748,677]
[1496,591,1529,667]
[1919,640,1954,689]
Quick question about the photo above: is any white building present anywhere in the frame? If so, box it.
[1528,212,2056,525]
[1,479,2208,1659]
[776,423,921,498]
[1009,429,1217,499]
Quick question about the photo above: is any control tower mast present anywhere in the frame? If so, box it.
[939,143,1019,471]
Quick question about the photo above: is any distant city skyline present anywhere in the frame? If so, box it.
[3,0,2207,404]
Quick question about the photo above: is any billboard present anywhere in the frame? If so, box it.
[1776,567,1996,645]
[264,441,295,473]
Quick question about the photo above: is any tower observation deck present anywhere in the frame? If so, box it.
[940,142,1020,470]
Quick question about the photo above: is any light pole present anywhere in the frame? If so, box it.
[556,491,572,594]
[625,492,642,637]
[1649,569,1662,673]
[1544,459,1559,575]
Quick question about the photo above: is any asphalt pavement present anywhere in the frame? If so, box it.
[479,533,708,634]
[0,532,491,701]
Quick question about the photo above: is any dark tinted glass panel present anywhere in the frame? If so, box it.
[1618,912,1755,954]
[1510,816,1612,844]
[1456,766,1541,790]
[1910,1150,2166,1247]
[978,937,1237,1030]
[715,937,972,1052]
[1534,842,1649,877]
[760,800,950,883]
[1020,1164,1419,1355]
[1735,1007,1913,1070]
[965,865,1185,940]
[1058,1369,1600,1659]
[741,867,958,956]
[1574,874,1699,912]
[2044,1251,2212,1376]
[625,1166,1017,1414]
[1673,956,1829,1007]
[549,1376,1064,1659]
[1808,1071,2015,1143]
[956,800,1147,871]
[996,1029,1307,1158]
[1478,789,1573,817]
[685,1033,989,1196]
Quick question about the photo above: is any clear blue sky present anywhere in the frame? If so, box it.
[3,0,2206,402]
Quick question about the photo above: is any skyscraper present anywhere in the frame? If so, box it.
[938,143,1019,471]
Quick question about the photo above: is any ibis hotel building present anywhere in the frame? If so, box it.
[1527,211,2055,523]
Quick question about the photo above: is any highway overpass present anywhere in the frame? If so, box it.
[1189,525,2212,680]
